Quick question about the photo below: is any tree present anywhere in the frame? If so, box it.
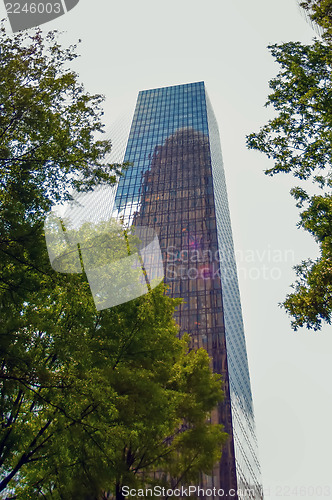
[1,268,225,498]
[0,20,117,496]
[300,0,332,41]
[0,21,122,313]
[0,24,226,497]
[246,5,332,330]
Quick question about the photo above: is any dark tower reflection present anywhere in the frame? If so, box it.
[133,127,238,494]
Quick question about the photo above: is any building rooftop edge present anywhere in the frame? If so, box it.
[138,81,205,94]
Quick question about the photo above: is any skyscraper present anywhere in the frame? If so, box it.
[113,82,263,499]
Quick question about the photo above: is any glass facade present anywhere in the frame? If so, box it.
[113,82,263,499]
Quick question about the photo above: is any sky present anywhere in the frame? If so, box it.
[1,0,331,498]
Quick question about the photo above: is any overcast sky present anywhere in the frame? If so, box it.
[2,1,331,498]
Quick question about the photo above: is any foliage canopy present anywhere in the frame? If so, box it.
[246,3,332,330]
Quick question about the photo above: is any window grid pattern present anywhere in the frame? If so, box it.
[205,93,263,498]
